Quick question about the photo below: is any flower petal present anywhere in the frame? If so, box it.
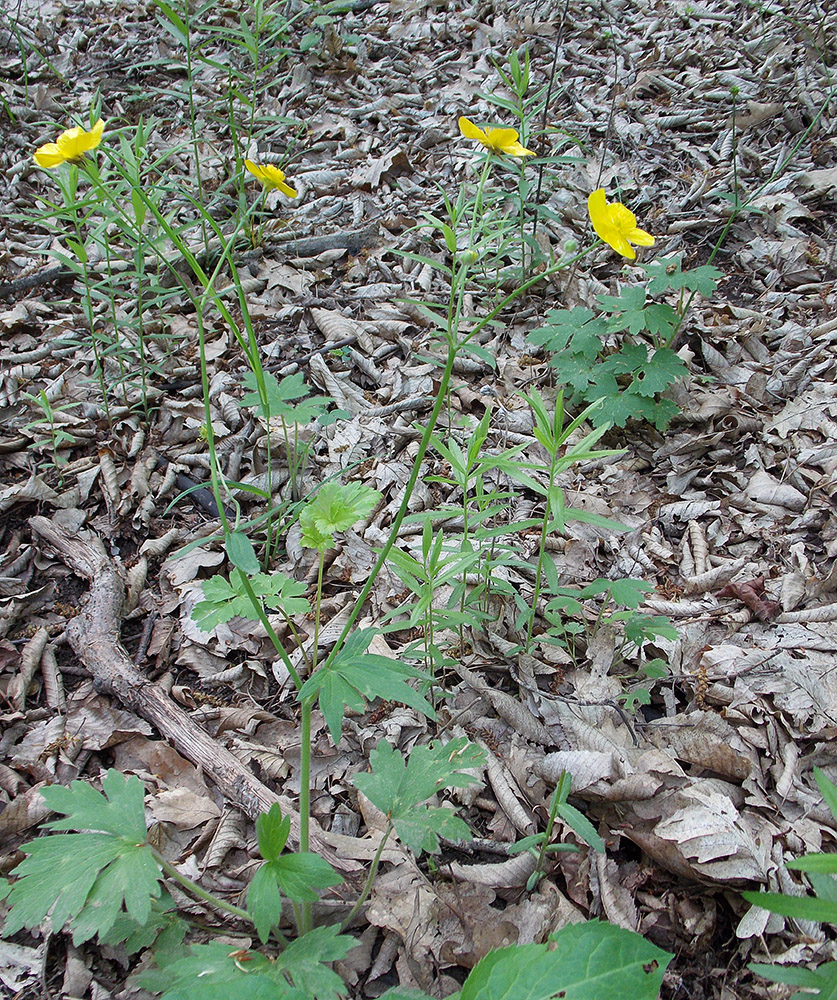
[34,142,65,168]
[627,227,655,248]
[277,179,297,198]
[458,116,486,142]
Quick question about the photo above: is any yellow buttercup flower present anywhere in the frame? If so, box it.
[458,116,534,157]
[587,188,655,260]
[244,159,297,198]
[34,119,105,168]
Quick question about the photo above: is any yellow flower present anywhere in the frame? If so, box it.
[587,188,655,259]
[458,116,534,157]
[244,159,297,198]
[34,119,105,168]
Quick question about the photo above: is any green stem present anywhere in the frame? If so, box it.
[298,694,314,935]
[156,854,252,923]
[524,459,559,654]
[532,771,567,883]
[340,826,392,931]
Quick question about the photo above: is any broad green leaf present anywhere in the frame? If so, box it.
[241,371,331,425]
[632,348,688,396]
[456,920,671,1000]
[299,629,434,743]
[598,286,648,336]
[528,307,606,357]
[192,570,310,631]
[4,829,161,944]
[643,255,721,297]
[42,769,148,840]
[226,531,260,576]
[353,738,485,854]
[300,482,381,550]
[607,579,655,609]
[140,926,352,1000]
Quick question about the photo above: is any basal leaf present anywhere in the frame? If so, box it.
[42,769,148,840]
[458,920,671,1000]
[353,738,485,854]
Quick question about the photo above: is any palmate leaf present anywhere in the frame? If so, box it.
[139,925,352,1000]
[248,805,342,942]
[598,286,648,336]
[451,920,671,1000]
[300,482,381,550]
[241,370,331,425]
[3,771,162,944]
[353,738,486,854]
[299,629,435,743]
[642,255,721,296]
[192,569,310,631]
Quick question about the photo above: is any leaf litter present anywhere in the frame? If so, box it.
[0,0,836,997]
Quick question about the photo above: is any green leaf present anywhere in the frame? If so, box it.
[607,579,655,609]
[788,854,837,874]
[457,920,671,1000]
[299,482,381,550]
[643,255,721,296]
[139,927,353,1000]
[556,801,605,854]
[632,348,688,396]
[598,286,648,336]
[749,961,832,988]
[241,371,331,425]
[299,629,435,743]
[4,771,162,944]
[192,570,310,632]
[815,769,837,824]
[741,891,837,923]
[528,307,606,357]
[256,803,291,860]
[42,769,148,840]
[226,531,260,576]
[353,738,486,854]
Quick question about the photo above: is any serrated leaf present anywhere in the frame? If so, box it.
[458,919,671,1000]
[299,629,435,743]
[528,307,606,357]
[192,569,311,631]
[598,286,648,336]
[299,482,381,550]
[5,833,161,944]
[643,256,721,296]
[241,371,330,425]
[353,738,485,854]
[41,769,148,839]
[632,348,688,396]
[140,926,352,1000]
[607,579,655,609]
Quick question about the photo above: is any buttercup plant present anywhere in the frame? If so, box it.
[6,66,679,994]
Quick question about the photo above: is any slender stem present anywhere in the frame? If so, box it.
[532,771,567,882]
[156,854,252,923]
[340,826,392,931]
[298,693,314,935]
[237,571,304,689]
[524,458,558,654]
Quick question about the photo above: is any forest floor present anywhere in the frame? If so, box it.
[1,0,836,997]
